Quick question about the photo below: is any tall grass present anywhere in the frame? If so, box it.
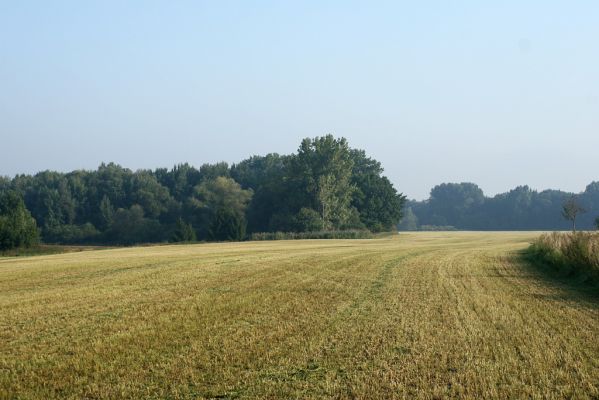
[527,232,599,285]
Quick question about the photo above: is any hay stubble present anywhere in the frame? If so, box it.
[1,233,598,399]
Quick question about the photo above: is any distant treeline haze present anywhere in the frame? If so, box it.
[0,135,405,247]
[400,182,599,231]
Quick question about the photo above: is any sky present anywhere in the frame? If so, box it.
[1,1,598,200]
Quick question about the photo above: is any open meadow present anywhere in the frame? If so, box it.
[1,232,598,399]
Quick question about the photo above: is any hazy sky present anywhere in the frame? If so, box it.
[1,1,598,200]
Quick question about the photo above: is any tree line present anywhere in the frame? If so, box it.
[0,135,406,249]
[400,182,599,231]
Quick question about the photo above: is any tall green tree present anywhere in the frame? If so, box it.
[350,149,405,232]
[0,191,39,250]
[231,154,290,233]
[289,135,355,230]
[192,177,253,240]
[99,195,114,230]
[170,218,197,242]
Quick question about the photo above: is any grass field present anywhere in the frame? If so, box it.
[1,232,598,399]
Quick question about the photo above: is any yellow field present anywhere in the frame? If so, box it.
[1,232,598,399]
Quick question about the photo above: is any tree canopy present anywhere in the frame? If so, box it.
[0,191,39,250]
[0,135,405,247]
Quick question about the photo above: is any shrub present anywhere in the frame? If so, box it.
[43,223,101,244]
[527,232,599,285]
[249,230,373,241]
[293,208,323,232]
[419,225,457,231]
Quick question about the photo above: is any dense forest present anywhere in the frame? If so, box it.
[0,135,405,249]
[400,182,599,231]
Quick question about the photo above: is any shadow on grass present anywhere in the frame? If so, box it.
[515,249,599,304]
[0,244,109,258]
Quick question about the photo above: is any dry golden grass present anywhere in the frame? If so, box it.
[1,232,598,399]
[530,232,599,284]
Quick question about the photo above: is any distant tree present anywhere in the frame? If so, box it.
[0,191,39,250]
[562,196,586,232]
[398,207,419,231]
[99,195,114,230]
[105,205,162,245]
[208,208,246,241]
[230,154,290,233]
[128,170,175,219]
[21,171,76,232]
[352,175,404,232]
[289,135,355,230]
[230,154,284,190]
[317,174,337,231]
[170,218,196,242]
[199,162,230,181]
[428,183,484,228]
[155,163,202,201]
[192,177,253,241]
[595,216,599,230]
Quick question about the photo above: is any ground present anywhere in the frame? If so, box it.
[1,232,598,399]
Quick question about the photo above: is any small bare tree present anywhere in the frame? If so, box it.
[562,196,586,232]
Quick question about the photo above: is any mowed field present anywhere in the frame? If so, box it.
[1,233,598,399]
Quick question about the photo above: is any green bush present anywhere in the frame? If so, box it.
[419,225,457,231]
[43,223,101,244]
[292,208,323,232]
[249,230,373,241]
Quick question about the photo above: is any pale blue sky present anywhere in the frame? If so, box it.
[1,1,598,199]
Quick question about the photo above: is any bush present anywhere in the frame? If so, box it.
[419,225,457,231]
[249,230,373,241]
[527,232,599,285]
[43,223,101,244]
[104,205,163,245]
[292,208,323,232]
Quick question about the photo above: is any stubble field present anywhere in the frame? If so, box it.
[1,232,598,399]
